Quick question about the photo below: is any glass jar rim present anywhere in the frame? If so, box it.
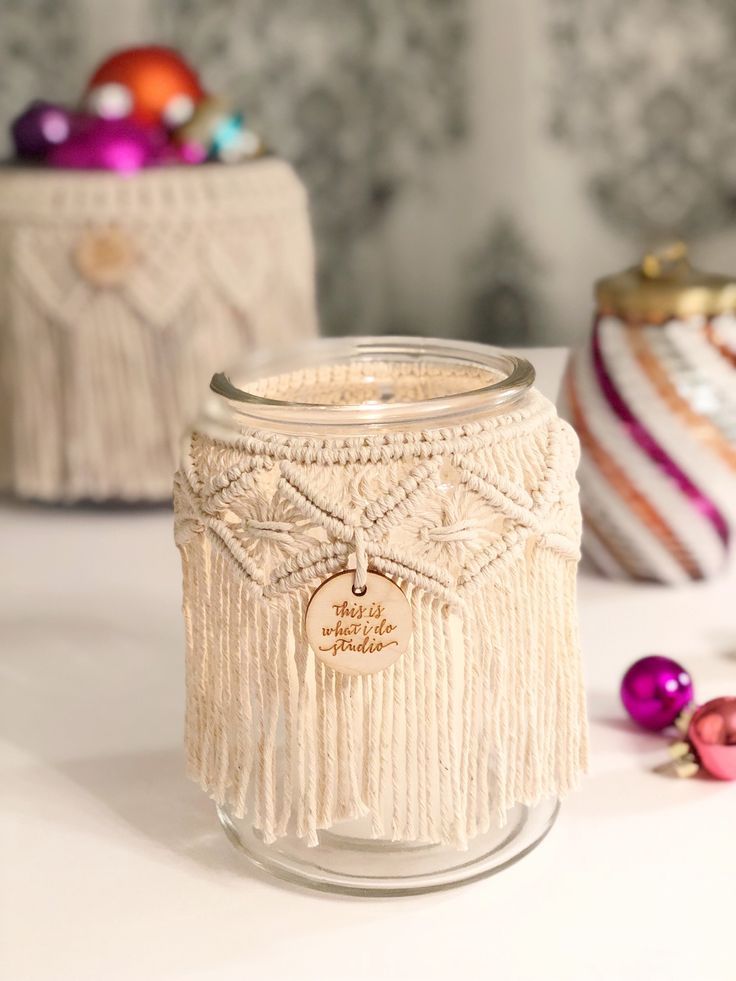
[208,336,535,433]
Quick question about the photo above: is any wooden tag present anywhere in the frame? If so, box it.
[74,226,136,287]
[305,571,412,675]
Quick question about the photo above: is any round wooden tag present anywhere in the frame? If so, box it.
[305,571,412,675]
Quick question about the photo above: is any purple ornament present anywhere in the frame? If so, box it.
[11,101,82,159]
[47,117,165,174]
[621,656,694,731]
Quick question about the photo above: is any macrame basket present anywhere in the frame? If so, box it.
[174,337,588,893]
[0,158,317,502]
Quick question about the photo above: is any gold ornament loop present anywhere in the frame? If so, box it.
[595,242,736,322]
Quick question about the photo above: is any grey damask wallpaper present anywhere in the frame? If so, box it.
[0,0,82,111]
[2,0,735,343]
[549,0,736,238]
[160,0,469,334]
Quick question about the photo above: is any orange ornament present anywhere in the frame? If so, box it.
[86,46,205,128]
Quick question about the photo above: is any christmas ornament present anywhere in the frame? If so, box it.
[620,655,694,731]
[11,101,83,158]
[560,243,736,585]
[47,117,164,174]
[7,47,264,176]
[669,697,736,780]
[174,95,263,164]
[85,46,205,128]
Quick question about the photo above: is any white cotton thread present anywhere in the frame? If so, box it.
[0,160,318,502]
[353,526,368,595]
[174,359,587,847]
[398,586,417,841]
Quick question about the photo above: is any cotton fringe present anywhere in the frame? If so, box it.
[174,358,587,848]
[175,429,587,846]
[0,159,317,501]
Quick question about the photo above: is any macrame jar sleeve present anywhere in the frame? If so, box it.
[174,359,588,848]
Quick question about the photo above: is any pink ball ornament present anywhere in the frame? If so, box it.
[47,117,165,174]
[687,697,736,781]
[621,656,694,731]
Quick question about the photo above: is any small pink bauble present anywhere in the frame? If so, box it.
[47,118,164,173]
[687,697,736,781]
[620,655,694,731]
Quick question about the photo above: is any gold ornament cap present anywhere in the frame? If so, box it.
[595,242,736,322]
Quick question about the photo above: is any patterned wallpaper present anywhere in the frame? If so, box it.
[548,0,736,238]
[1,0,83,122]
[2,0,735,344]
[159,0,469,334]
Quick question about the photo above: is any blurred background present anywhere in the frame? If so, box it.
[3,0,736,345]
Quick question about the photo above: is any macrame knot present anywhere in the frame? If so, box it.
[173,513,203,547]
[423,518,480,543]
[242,518,295,543]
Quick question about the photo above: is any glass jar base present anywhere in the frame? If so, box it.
[217,799,560,896]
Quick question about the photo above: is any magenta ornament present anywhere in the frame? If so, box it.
[47,118,164,173]
[620,656,694,731]
[687,697,736,781]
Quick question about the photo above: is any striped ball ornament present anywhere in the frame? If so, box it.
[561,312,736,584]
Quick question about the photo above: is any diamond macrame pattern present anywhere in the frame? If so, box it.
[176,424,579,598]
[12,213,309,334]
[387,483,509,573]
[14,224,201,330]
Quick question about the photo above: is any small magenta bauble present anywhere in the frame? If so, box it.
[687,697,736,780]
[621,655,694,731]
[47,118,165,173]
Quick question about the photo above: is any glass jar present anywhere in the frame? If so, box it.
[174,336,587,894]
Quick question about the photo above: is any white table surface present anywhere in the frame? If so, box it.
[1,348,734,981]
